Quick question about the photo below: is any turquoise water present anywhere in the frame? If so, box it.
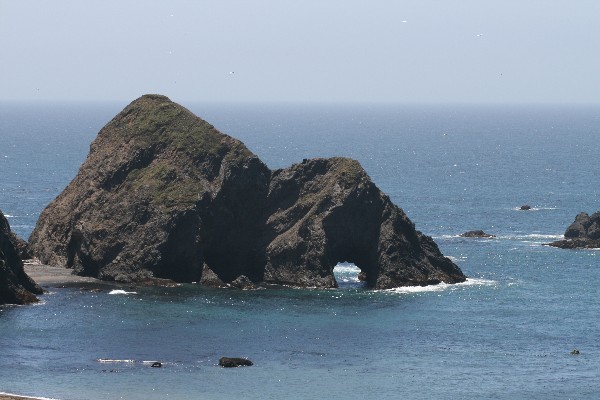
[1,102,599,399]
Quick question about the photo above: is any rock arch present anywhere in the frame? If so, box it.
[29,95,466,290]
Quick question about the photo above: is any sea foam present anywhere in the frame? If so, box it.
[386,278,496,294]
[0,392,60,400]
[97,358,135,363]
[108,289,137,295]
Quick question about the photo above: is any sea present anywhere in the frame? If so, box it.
[1,101,599,399]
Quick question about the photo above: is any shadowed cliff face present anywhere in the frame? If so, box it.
[29,94,466,289]
[0,211,43,305]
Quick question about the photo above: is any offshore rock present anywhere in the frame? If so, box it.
[29,94,466,289]
[0,210,43,305]
[460,230,495,238]
[219,357,253,368]
[548,212,600,249]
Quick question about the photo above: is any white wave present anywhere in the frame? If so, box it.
[446,255,467,262]
[0,392,60,400]
[437,233,562,241]
[433,234,461,239]
[333,264,360,273]
[97,358,135,363]
[497,233,563,241]
[524,233,563,239]
[108,289,137,295]
[3,214,15,218]
[141,360,164,365]
[512,206,558,211]
[333,264,363,284]
[338,276,361,283]
[386,278,496,294]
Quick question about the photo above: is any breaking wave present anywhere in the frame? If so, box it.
[512,206,559,211]
[0,392,59,400]
[97,358,135,363]
[386,278,496,294]
[108,290,137,295]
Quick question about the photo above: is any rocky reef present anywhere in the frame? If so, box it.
[0,211,43,305]
[548,212,600,249]
[29,94,466,289]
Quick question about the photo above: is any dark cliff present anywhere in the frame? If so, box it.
[29,95,466,289]
[1,211,43,305]
[548,212,600,249]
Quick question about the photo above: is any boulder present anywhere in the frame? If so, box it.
[548,212,600,249]
[459,230,495,238]
[29,94,466,289]
[230,275,257,290]
[0,210,43,305]
[219,357,253,368]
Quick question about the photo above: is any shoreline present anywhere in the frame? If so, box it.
[24,262,103,286]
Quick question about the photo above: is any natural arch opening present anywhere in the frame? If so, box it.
[332,262,367,289]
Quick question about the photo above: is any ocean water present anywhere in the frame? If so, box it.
[1,101,600,399]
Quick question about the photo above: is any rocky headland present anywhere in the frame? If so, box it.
[548,212,600,249]
[29,94,466,289]
[0,211,43,305]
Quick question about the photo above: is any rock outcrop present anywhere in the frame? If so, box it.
[548,212,600,249]
[0,211,43,305]
[460,230,495,238]
[29,94,466,289]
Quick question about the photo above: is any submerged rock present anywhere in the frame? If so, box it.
[548,212,600,249]
[460,230,496,238]
[0,210,43,305]
[29,94,466,289]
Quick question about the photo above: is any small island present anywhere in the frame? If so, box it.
[28,95,466,290]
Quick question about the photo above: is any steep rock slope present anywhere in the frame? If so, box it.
[29,95,466,289]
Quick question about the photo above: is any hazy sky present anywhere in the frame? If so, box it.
[1,1,599,104]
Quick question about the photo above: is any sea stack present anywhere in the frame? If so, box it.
[29,94,466,289]
[0,211,43,305]
[548,212,600,249]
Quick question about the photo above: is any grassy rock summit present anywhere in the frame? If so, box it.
[0,211,43,305]
[29,95,466,289]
